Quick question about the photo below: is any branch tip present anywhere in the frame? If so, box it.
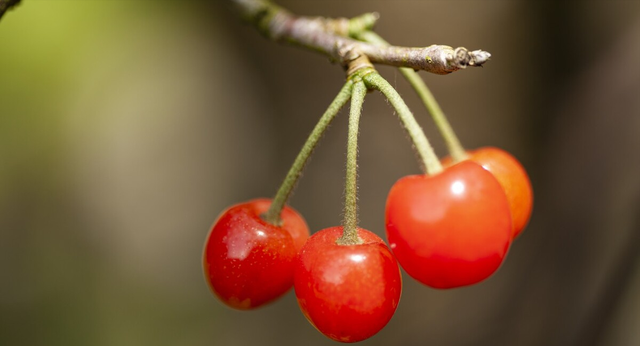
[469,50,491,66]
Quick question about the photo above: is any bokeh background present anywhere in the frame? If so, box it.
[1,1,639,345]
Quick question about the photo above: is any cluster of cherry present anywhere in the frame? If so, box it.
[202,74,532,342]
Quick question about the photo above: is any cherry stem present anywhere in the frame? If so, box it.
[264,81,354,225]
[363,72,443,175]
[399,69,468,162]
[357,31,468,163]
[336,80,366,246]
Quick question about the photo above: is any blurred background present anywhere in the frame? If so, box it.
[1,0,639,345]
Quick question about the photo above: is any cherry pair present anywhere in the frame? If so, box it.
[202,78,401,343]
[202,199,401,343]
[387,146,533,289]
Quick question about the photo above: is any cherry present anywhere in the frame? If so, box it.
[461,147,533,239]
[202,198,309,309]
[385,161,512,289]
[294,227,402,343]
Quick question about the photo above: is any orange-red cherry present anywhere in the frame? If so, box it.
[294,227,402,343]
[465,147,533,238]
[385,161,512,289]
[203,198,309,309]
[443,147,533,239]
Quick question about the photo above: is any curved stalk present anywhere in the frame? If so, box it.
[363,72,443,175]
[264,81,353,225]
[336,81,367,245]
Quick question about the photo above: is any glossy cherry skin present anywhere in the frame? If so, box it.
[294,227,402,343]
[203,198,309,309]
[442,147,533,239]
[386,161,512,289]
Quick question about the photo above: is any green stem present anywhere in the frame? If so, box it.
[264,81,354,225]
[399,68,468,162]
[357,31,468,163]
[336,81,366,246]
[363,72,443,175]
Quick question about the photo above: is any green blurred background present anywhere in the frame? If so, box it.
[1,1,639,345]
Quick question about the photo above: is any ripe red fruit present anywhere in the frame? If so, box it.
[385,161,512,289]
[202,198,309,309]
[294,227,402,343]
[463,147,533,239]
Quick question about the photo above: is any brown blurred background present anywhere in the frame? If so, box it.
[1,1,639,345]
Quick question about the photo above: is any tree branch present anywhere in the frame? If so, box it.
[231,0,490,74]
[0,0,20,21]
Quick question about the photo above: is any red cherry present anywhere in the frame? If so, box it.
[202,198,309,309]
[464,147,533,239]
[294,227,402,343]
[385,161,512,289]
